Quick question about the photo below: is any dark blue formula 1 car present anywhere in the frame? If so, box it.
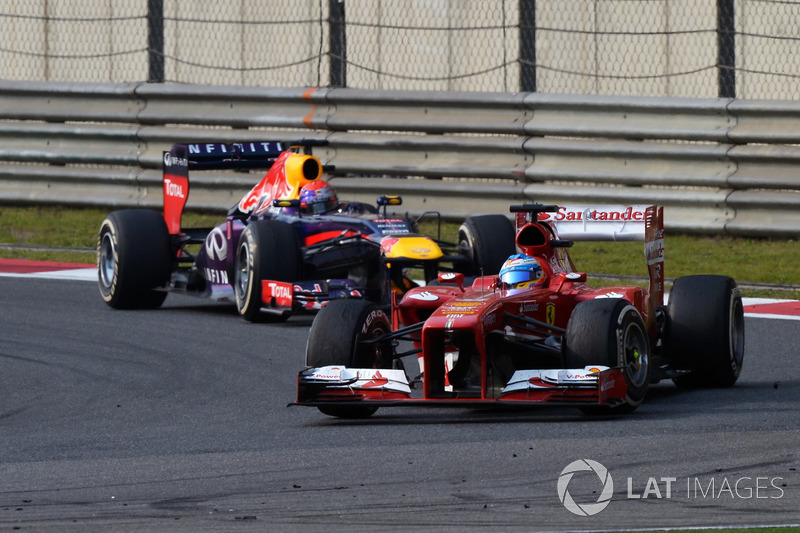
[98,140,516,321]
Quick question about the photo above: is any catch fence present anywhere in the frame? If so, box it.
[2,1,800,98]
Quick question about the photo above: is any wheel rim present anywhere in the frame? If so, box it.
[623,321,649,388]
[729,296,745,370]
[456,229,476,271]
[99,231,116,289]
[354,317,391,368]
[235,242,251,298]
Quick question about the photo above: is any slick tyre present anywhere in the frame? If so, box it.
[563,298,651,414]
[234,220,299,322]
[305,299,395,418]
[456,214,516,276]
[97,209,171,309]
[665,275,744,388]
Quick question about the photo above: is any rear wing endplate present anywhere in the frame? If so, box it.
[161,139,328,234]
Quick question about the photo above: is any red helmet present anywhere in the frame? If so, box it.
[299,181,338,215]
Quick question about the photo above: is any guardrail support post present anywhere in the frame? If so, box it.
[717,0,735,98]
[329,0,347,87]
[519,0,537,92]
[148,0,165,83]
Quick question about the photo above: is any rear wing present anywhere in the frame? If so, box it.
[162,139,329,234]
[512,204,665,307]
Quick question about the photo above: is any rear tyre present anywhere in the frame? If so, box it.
[456,214,516,276]
[665,275,744,388]
[97,209,171,309]
[306,299,395,418]
[563,298,651,413]
[234,220,299,322]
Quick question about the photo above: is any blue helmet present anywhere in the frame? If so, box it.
[499,254,545,289]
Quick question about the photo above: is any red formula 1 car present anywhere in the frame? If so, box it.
[296,203,745,418]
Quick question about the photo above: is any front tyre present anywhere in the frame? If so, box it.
[97,209,171,309]
[563,298,651,413]
[234,220,299,322]
[665,275,744,388]
[306,299,395,418]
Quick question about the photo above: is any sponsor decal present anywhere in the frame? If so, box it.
[595,291,625,299]
[453,294,495,302]
[409,291,439,302]
[645,238,665,265]
[600,377,616,391]
[163,152,188,168]
[375,219,410,233]
[204,268,228,285]
[564,372,592,380]
[543,206,646,222]
[521,302,539,313]
[265,281,293,307]
[362,371,389,388]
[380,237,400,254]
[204,227,227,261]
[546,302,556,326]
[309,367,344,380]
[361,309,388,334]
[186,141,281,156]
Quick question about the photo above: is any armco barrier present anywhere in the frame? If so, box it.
[1,80,800,236]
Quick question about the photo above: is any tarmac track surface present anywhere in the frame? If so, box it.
[0,275,798,532]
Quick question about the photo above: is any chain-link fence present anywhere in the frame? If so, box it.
[1,0,800,99]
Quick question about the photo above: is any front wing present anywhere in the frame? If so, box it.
[295,365,629,409]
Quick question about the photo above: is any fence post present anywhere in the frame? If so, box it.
[717,0,735,98]
[519,0,537,92]
[329,0,347,87]
[148,0,165,83]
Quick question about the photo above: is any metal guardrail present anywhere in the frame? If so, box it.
[1,80,799,236]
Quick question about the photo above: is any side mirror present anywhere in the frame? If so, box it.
[273,198,301,208]
[437,272,465,292]
[377,195,402,207]
[566,272,587,282]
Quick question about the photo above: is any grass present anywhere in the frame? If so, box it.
[1,205,799,299]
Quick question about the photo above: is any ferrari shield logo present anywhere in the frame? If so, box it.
[546,302,556,326]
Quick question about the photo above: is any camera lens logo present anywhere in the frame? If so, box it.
[557,459,614,516]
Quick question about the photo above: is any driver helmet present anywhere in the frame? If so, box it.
[299,181,338,215]
[499,254,545,290]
